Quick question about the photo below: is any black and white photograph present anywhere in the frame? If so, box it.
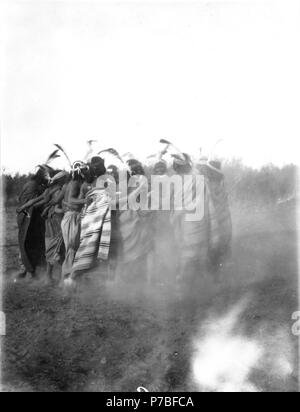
[0,0,299,394]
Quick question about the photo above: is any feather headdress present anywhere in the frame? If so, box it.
[71,160,89,178]
[54,144,72,168]
[98,148,122,161]
[98,148,128,167]
[159,139,185,161]
[45,149,60,165]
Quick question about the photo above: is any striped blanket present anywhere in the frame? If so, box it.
[71,187,111,277]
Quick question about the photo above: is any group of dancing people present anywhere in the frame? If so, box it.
[16,141,232,291]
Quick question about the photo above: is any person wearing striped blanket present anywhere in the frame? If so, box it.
[70,157,111,281]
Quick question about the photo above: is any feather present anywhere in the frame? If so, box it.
[37,164,54,173]
[159,139,185,161]
[37,164,47,170]
[159,138,171,145]
[54,144,72,168]
[98,148,132,174]
[45,149,60,165]
[98,148,124,163]
[87,139,97,146]
[171,154,185,162]
[99,148,120,156]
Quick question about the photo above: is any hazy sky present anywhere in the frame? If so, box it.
[1,0,300,174]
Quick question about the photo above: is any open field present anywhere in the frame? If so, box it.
[1,201,298,392]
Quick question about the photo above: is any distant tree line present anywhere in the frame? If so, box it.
[3,173,31,206]
[223,161,297,205]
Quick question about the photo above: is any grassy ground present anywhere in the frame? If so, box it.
[0,201,298,392]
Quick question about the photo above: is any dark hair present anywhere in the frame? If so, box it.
[82,168,94,184]
[154,161,167,175]
[33,168,48,184]
[72,171,84,182]
[173,154,192,175]
[90,157,107,178]
[127,159,145,175]
[127,159,140,167]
